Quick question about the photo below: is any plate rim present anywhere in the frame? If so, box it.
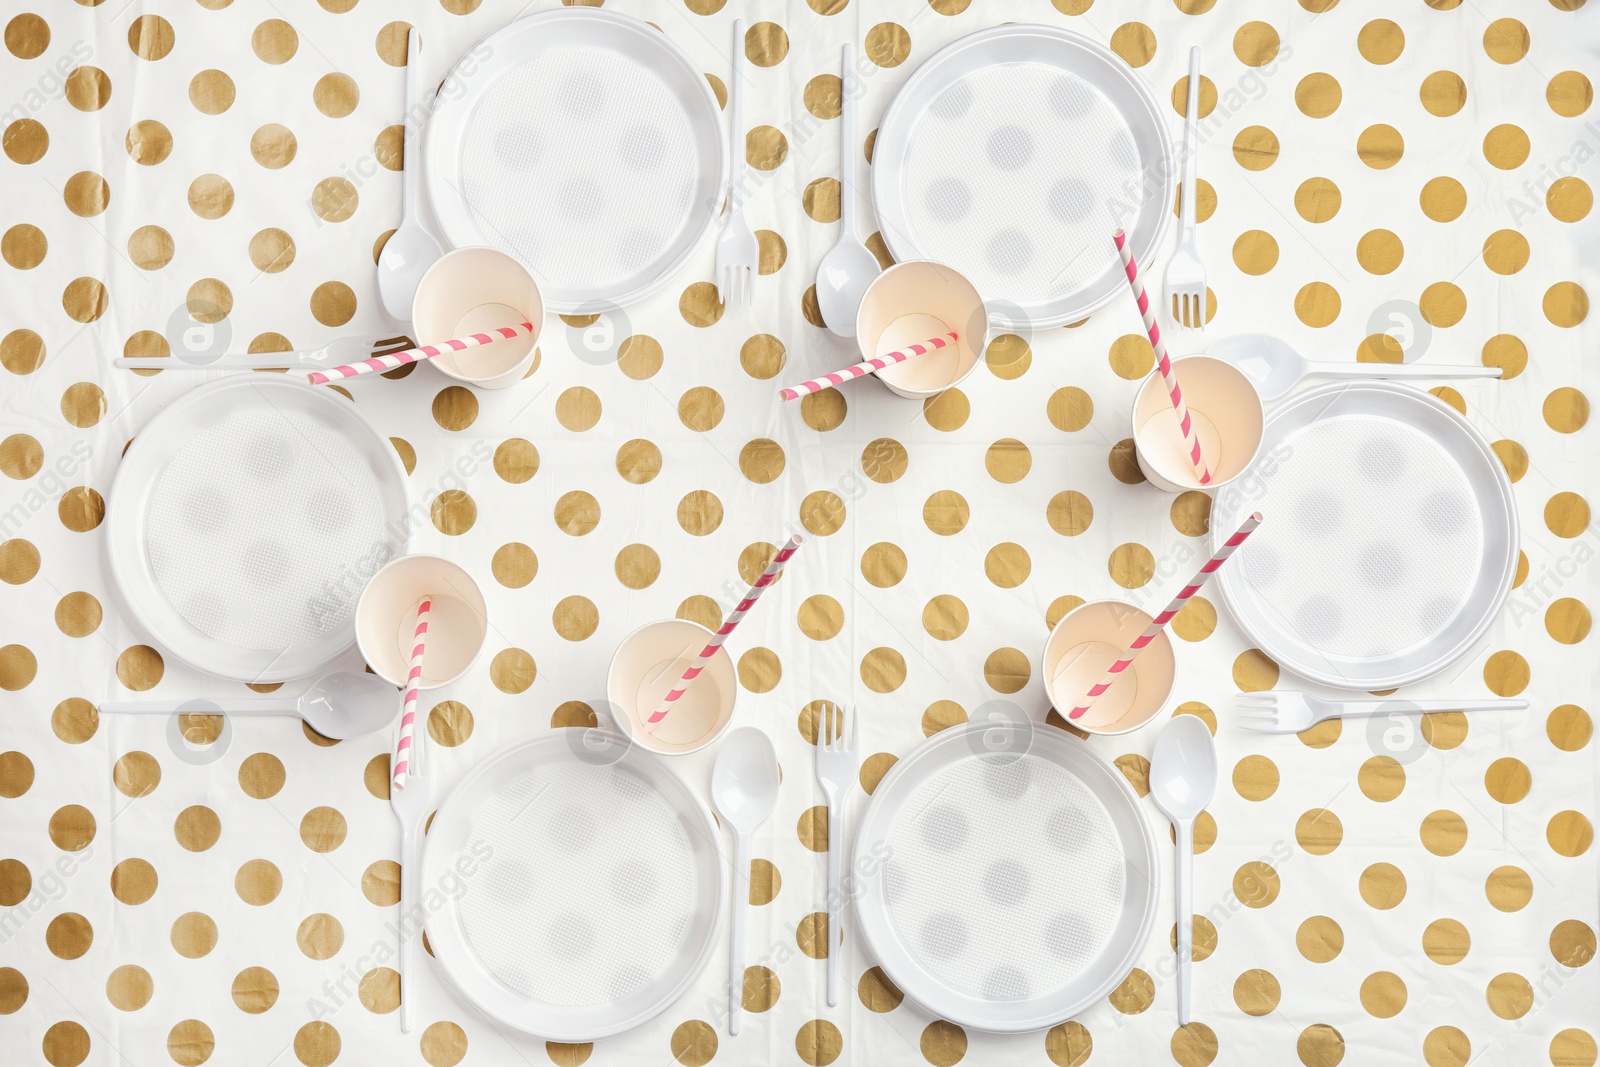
[1210,380,1520,689]
[869,22,1176,330]
[850,721,1159,1033]
[423,6,729,313]
[104,376,410,683]
[419,729,725,1041]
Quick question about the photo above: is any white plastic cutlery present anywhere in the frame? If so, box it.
[1237,691,1528,733]
[713,19,758,307]
[1166,46,1206,330]
[814,703,858,1007]
[389,712,432,1033]
[377,27,444,321]
[1148,715,1217,1027]
[710,727,779,1035]
[1208,333,1503,401]
[99,671,398,740]
[814,44,880,337]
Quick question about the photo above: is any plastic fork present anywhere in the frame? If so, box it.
[1166,46,1206,330]
[113,332,416,371]
[389,715,432,1034]
[814,702,858,1007]
[713,19,757,308]
[1236,691,1528,734]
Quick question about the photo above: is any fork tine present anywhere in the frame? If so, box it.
[1237,720,1275,733]
[847,705,857,753]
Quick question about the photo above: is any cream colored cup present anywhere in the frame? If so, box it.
[1132,354,1264,493]
[606,619,737,756]
[356,554,488,689]
[1043,600,1175,735]
[412,246,543,389]
[856,260,989,399]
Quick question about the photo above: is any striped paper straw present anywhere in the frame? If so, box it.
[646,535,803,725]
[1068,512,1262,720]
[1112,230,1211,485]
[391,596,431,788]
[307,321,537,386]
[777,332,958,402]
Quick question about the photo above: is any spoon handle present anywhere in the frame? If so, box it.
[1175,817,1194,1026]
[839,43,855,237]
[98,699,297,715]
[1305,362,1502,382]
[728,832,751,1035]
[402,28,422,223]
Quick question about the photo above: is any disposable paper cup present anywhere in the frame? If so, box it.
[606,619,737,756]
[1132,354,1264,493]
[1042,600,1175,735]
[856,260,989,399]
[412,246,543,389]
[356,554,488,689]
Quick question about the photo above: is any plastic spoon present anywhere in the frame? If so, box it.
[99,671,399,740]
[710,727,780,1036]
[1209,333,1503,401]
[1148,714,1218,1027]
[377,27,445,321]
[814,43,881,337]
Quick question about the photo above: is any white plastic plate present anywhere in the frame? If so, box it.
[421,730,724,1041]
[1211,382,1518,690]
[853,721,1157,1033]
[425,8,727,313]
[105,377,409,683]
[871,25,1174,330]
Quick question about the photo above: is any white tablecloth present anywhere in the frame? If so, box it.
[1,2,1596,1066]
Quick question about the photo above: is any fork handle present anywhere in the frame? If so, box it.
[826,798,842,1007]
[397,823,421,1034]
[729,20,746,213]
[1331,698,1528,716]
[1180,46,1200,237]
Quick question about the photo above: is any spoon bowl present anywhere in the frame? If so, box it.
[817,239,881,339]
[1149,713,1219,821]
[301,671,405,739]
[379,226,446,321]
[1206,333,1305,400]
[711,726,780,832]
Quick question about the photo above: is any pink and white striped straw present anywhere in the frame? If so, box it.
[306,321,537,386]
[777,332,957,402]
[646,535,803,725]
[391,596,431,788]
[1112,230,1212,485]
[1068,512,1262,720]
